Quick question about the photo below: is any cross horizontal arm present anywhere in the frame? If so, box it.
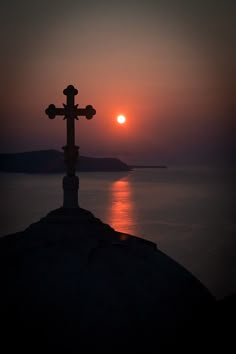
[76,105,96,120]
[45,104,96,120]
[45,104,66,119]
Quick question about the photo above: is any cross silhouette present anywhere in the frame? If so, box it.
[45,85,96,208]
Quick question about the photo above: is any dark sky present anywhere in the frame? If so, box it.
[0,0,234,164]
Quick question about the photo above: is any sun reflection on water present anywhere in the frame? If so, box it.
[108,178,136,235]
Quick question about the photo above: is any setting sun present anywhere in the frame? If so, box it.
[117,115,126,124]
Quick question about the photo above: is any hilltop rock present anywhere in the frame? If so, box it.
[0,207,216,353]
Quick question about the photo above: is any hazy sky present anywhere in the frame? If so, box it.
[0,0,234,164]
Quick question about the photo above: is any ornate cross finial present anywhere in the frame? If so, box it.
[45,85,96,208]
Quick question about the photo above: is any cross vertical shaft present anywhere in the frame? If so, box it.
[67,117,75,147]
[45,85,96,208]
[66,87,75,148]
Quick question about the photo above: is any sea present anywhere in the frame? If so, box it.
[0,167,235,300]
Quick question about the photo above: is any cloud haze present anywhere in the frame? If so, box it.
[0,0,234,164]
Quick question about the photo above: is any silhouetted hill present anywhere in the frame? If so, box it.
[0,150,131,173]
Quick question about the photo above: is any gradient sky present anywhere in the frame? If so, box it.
[0,0,233,164]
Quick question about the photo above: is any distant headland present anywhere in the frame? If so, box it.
[0,150,131,173]
[130,165,167,169]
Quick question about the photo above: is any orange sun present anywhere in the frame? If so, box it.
[117,115,126,124]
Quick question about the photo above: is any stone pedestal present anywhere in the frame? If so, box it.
[63,175,79,208]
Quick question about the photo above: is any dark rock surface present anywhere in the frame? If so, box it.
[0,208,216,353]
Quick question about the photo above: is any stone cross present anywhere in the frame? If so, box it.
[45,85,96,208]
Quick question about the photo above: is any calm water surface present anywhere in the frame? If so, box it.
[0,167,234,299]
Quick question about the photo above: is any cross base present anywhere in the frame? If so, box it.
[63,175,79,208]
